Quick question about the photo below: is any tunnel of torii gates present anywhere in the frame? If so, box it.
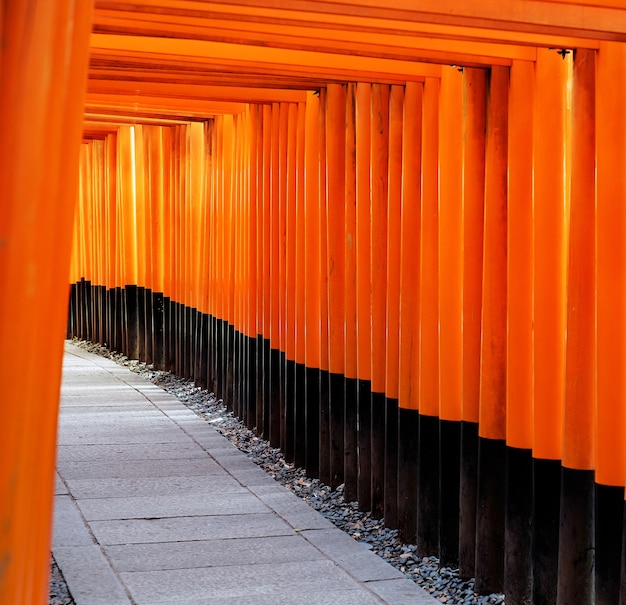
[9,1,626,604]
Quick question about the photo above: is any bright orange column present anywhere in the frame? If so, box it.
[438,67,464,424]
[462,68,487,427]
[398,81,423,413]
[597,41,626,489]
[533,49,569,463]
[0,1,93,602]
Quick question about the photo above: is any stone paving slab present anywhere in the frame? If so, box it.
[77,491,270,521]
[54,342,439,605]
[64,474,246,499]
[104,535,324,572]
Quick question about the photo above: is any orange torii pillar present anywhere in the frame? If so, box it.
[417,76,440,557]
[397,81,423,543]
[557,47,596,605]
[0,1,92,602]
[325,84,347,488]
[294,101,307,470]
[475,65,508,595]
[459,66,487,580]
[370,83,390,519]
[356,82,373,510]
[596,41,626,605]
[384,84,404,529]
[532,47,570,605]
[344,83,359,502]
[304,91,322,477]
[504,59,534,605]
[438,66,464,567]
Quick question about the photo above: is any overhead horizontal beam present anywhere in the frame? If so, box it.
[90,33,443,81]
[87,80,309,103]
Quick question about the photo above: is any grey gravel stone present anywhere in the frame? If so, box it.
[49,554,75,605]
[66,338,506,605]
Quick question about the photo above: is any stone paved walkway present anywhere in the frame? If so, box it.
[53,342,438,605]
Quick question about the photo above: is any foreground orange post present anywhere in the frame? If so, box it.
[0,1,93,602]
[504,58,534,604]
[596,41,626,605]
[532,47,570,605]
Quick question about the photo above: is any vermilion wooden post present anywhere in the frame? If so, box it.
[284,102,298,461]
[304,91,322,477]
[417,76,440,557]
[344,83,359,502]
[384,84,404,528]
[557,47,596,605]
[356,82,372,510]
[438,66,464,566]
[0,1,92,601]
[475,65,509,595]
[397,80,422,543]
[504,59,534,605]
[459,67,486,580]
[325,83,347,489]
[318,88,331,486]
[294,101,307,469]
[269,103,281,446]
[532,47,569,605]
[370,83,390,519]
[596,41,626,605]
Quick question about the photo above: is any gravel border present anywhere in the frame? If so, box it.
[49,554,75,605]
[63,339,505,605]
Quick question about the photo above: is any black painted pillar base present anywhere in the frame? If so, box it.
[278,350,287,453]
[397,407,419,543]
[284,357,296,463]
[152,292,165,370]
[305,366,320,478]
[417,413,439,557]
[595,483,623,605]
[125,284,139,359]
[143,288,153,365]
[370,391,386,519]
[319,369,331,486]
[504,447,533,605]
[475,436,506,594]
[137,286,146,361]
[344,377,358,502]
[269,347,281,448]
[114,287,123,354]
[294,362,307,470]
[357,379,372,512]
[384,397,399,528]
[532,458,561,605]
[329,371,345,489]
[254,335,264,436]
[459,421,479,579]
[262,338,271,439]
[225,323,235,406]
[557,467,594,605]
[439,419,461,567]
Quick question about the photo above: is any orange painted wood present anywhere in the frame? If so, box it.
[506,60,534,450]
[398,81,423,411]
[326,84,347,376]
[0,0,92,601]
[356,82,372,383]
[419,77,440,418]
[532,48,569,461]
[596,41,626,486]
[285,103,298,360]
[304,92,322,370]
[438,67,464,422]
[461,67,487,425]
[370,83,390,394]
[294,102,307,364]
[344,84,358,381]
[385,84,404,400]
[478,66,509,441]
[563,48,596,472]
